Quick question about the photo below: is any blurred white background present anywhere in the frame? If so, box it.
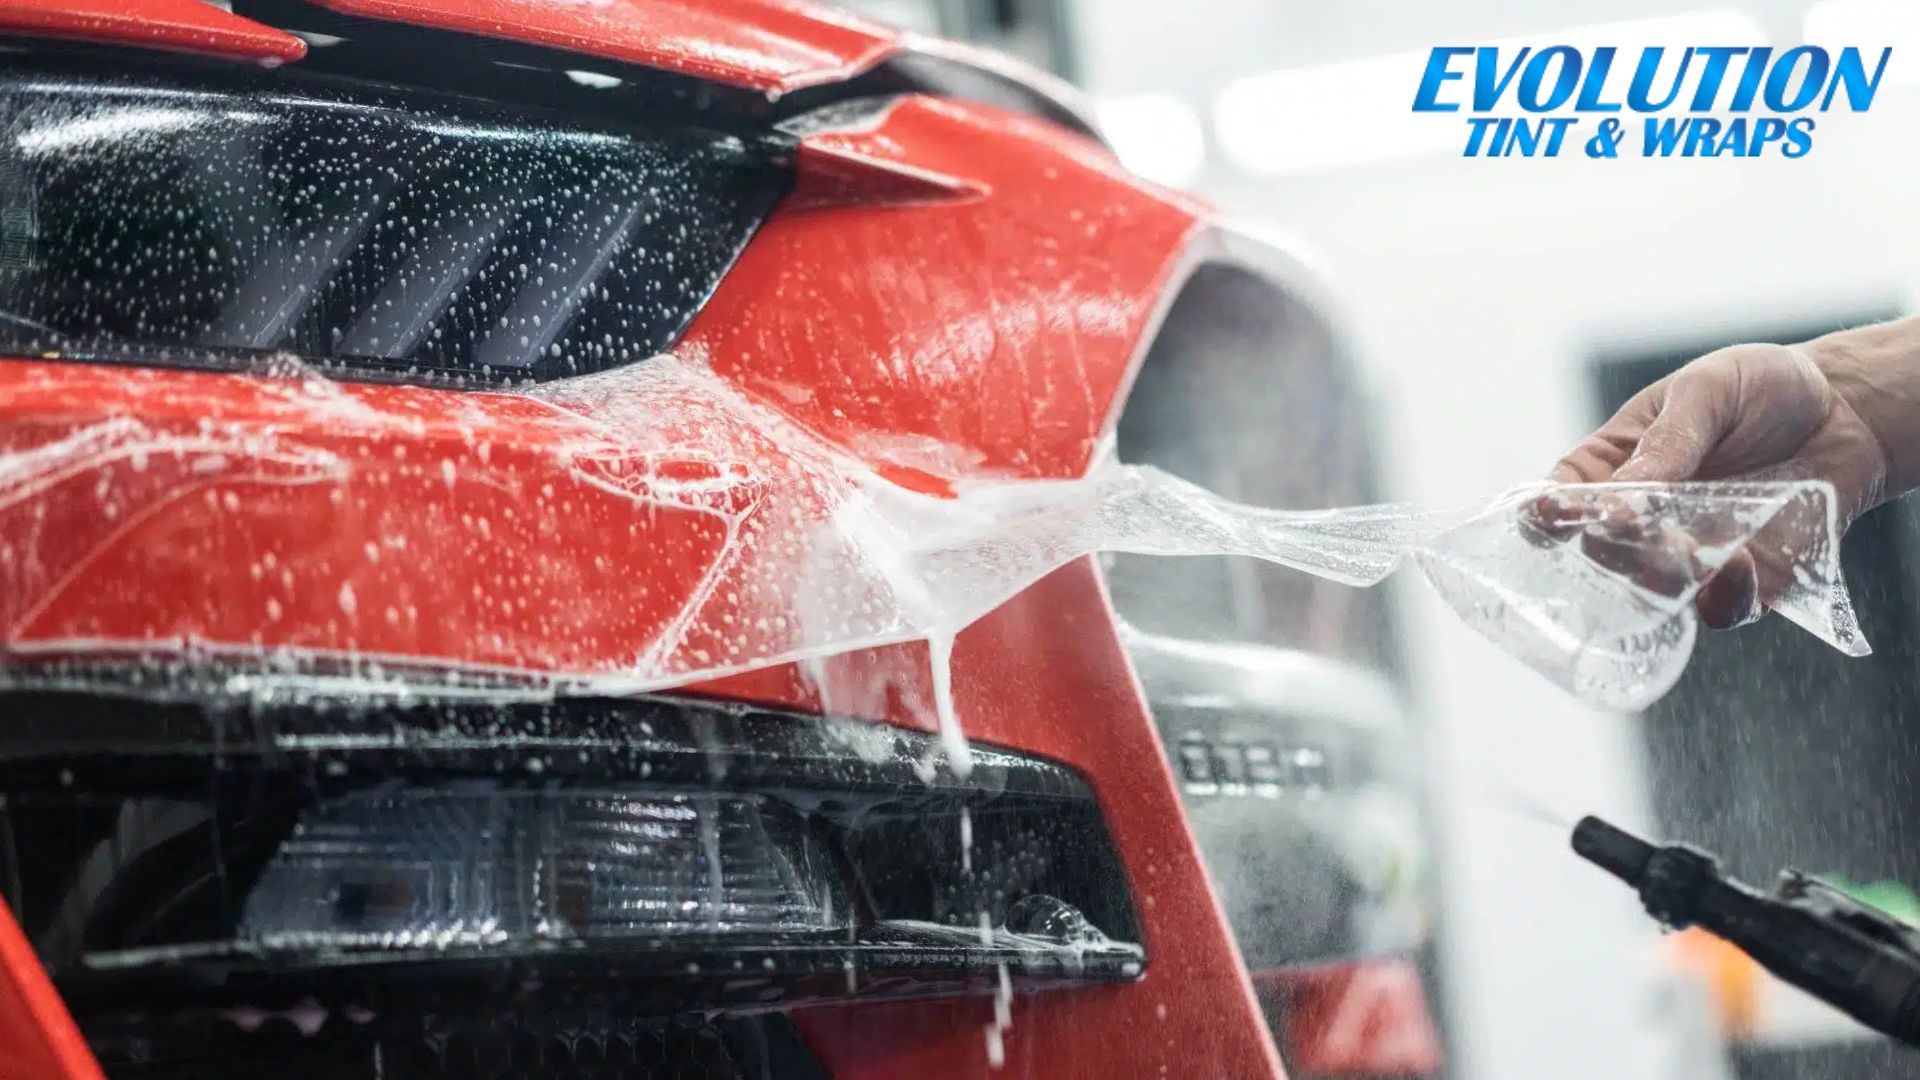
[847,2,1920,1078]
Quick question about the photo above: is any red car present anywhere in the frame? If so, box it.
[0,2,1439,1077]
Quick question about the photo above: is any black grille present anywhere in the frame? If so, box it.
[86,1007,825,1080]
[0,690,1143,1024]
[0,50,790,384]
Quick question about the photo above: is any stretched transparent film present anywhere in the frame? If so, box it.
[804,465,1864,730]
[0,354,1867,745]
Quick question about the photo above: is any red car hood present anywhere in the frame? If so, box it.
[0,0,1074,100]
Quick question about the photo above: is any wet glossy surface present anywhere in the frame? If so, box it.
[0,0,303,65]
[0,56,789,384]
[686,96,1202,482]
[309,0,900,95]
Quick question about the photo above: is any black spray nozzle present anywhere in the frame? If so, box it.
[1571,814,1718,927]
[1570,814,1920,1047]
[1570,814,1654,887]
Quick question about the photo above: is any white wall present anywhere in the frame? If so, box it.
[1073,4,1920,1079]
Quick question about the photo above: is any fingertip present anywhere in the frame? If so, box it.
[1696,551,1761,630]
[1526,489,1586,543]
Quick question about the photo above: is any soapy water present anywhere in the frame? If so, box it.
[0,354,1867,758]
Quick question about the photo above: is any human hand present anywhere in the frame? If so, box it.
[1548,340,1891,629]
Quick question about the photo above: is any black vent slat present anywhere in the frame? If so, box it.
[0,53,791,385]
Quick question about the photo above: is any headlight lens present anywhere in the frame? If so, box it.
[0,690,1144,1015]
[241,785,844,950]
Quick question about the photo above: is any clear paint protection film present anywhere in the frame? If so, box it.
[857,467,1866,719]
[0,351,1865,742]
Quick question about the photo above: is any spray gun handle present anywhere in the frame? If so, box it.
[1572,815,1920,1047]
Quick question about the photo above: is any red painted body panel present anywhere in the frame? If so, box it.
[0,0,895,89]
[1266,959,1444,1076]
[0,0,304,63]
[0,897,103,1080]
[683,96,1203,482]
[311,0,898,94]
[0,0,1083,111]
[0,364,757,673]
